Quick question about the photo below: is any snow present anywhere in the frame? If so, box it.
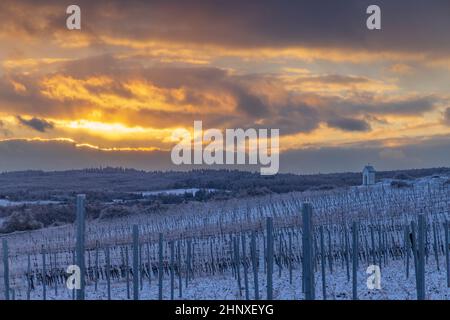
[0,200,60,207]
[139,188,218,197]
[0,174,449,300]
[14,259,450,300]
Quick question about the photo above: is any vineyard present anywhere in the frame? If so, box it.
[0,175,449,300]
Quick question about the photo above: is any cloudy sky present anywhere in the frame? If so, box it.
[1,0,450,173]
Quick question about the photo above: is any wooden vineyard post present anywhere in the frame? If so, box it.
[302,203,315,300]
[363,231,369,267]
[241,234,249,300]
[2,239,9,300]
[313,231,319,273]
[191,241,196,281]
[417,215,426,300]
[27,253,31,300]
[105,246,111,300]
[87,249,91,292]
[378,225,382,270]
[383,229,388,267]
[146,242,151,289]
[42,245,47,301]
[234,236,242,297]
[288,232,293,284]
[49,253,53,296]
[230,235,236,279]
[186,239,192,287]
[125,246,130,299]
[278,234,282,277]
[250,231,259,300]
[95,241,99,292]
[53,251,58,296]
[319,226,326,300]
[170,240,175,300]
[410,222,419,297]
[327,227,333,273]
[404,225,410,279]
[139,244,144,291]
[444,221,450,288]
[158,233,163,300]
[344,225,350,281]
[424,223,429,265]
[177,240,182,298]
[432,222,440,270]
[210,240,215,276]
[76,194,86,300]
[263,234,267,275]
[352,221,358,300]
[339,230,344,271]
[132,225,140,300]
[71,250,75,300]
[370,226,376,265]
[266,217,274,300]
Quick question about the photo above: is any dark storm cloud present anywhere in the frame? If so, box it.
[229,85,270,117]
[0,58,444,136]
[327,117,371,132]
[0,120,11,137]
[280,135,450,174]
[57,57,445,129]
[302,75,371,85]
[445,108,450,125]
[0,139,173,172]
[15,57,322,132]
[95,0,450,54]
[373,97,438,116]
[16,116,54,132]
[60,55,124,78]
[334,95,439,117]
[0,76,83,118]
[1,135,450,173]
[268,103,320,135]
[3,0,450,54]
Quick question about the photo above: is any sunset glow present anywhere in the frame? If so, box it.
[1,0,450,172]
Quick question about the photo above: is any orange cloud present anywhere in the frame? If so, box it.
[388,63,414,75]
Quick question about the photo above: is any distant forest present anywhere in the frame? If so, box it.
[1,166,449,201]
[0,167,449,233]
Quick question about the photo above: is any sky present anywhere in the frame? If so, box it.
[0,0,450,174]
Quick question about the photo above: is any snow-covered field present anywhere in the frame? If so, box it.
[0,199,60,207]
[14,259,450,300]
[1,175,449,300]
[139,188,218,197]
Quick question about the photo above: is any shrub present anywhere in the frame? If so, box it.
[98,205,134,219]
[393,173,413,180]
[0,211,43,233]
[391,180,412,188]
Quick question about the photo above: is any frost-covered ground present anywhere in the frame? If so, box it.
[0,199,60,207]
[139,188,218,197]
[18,259,450,300]
[2,175,449,300]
